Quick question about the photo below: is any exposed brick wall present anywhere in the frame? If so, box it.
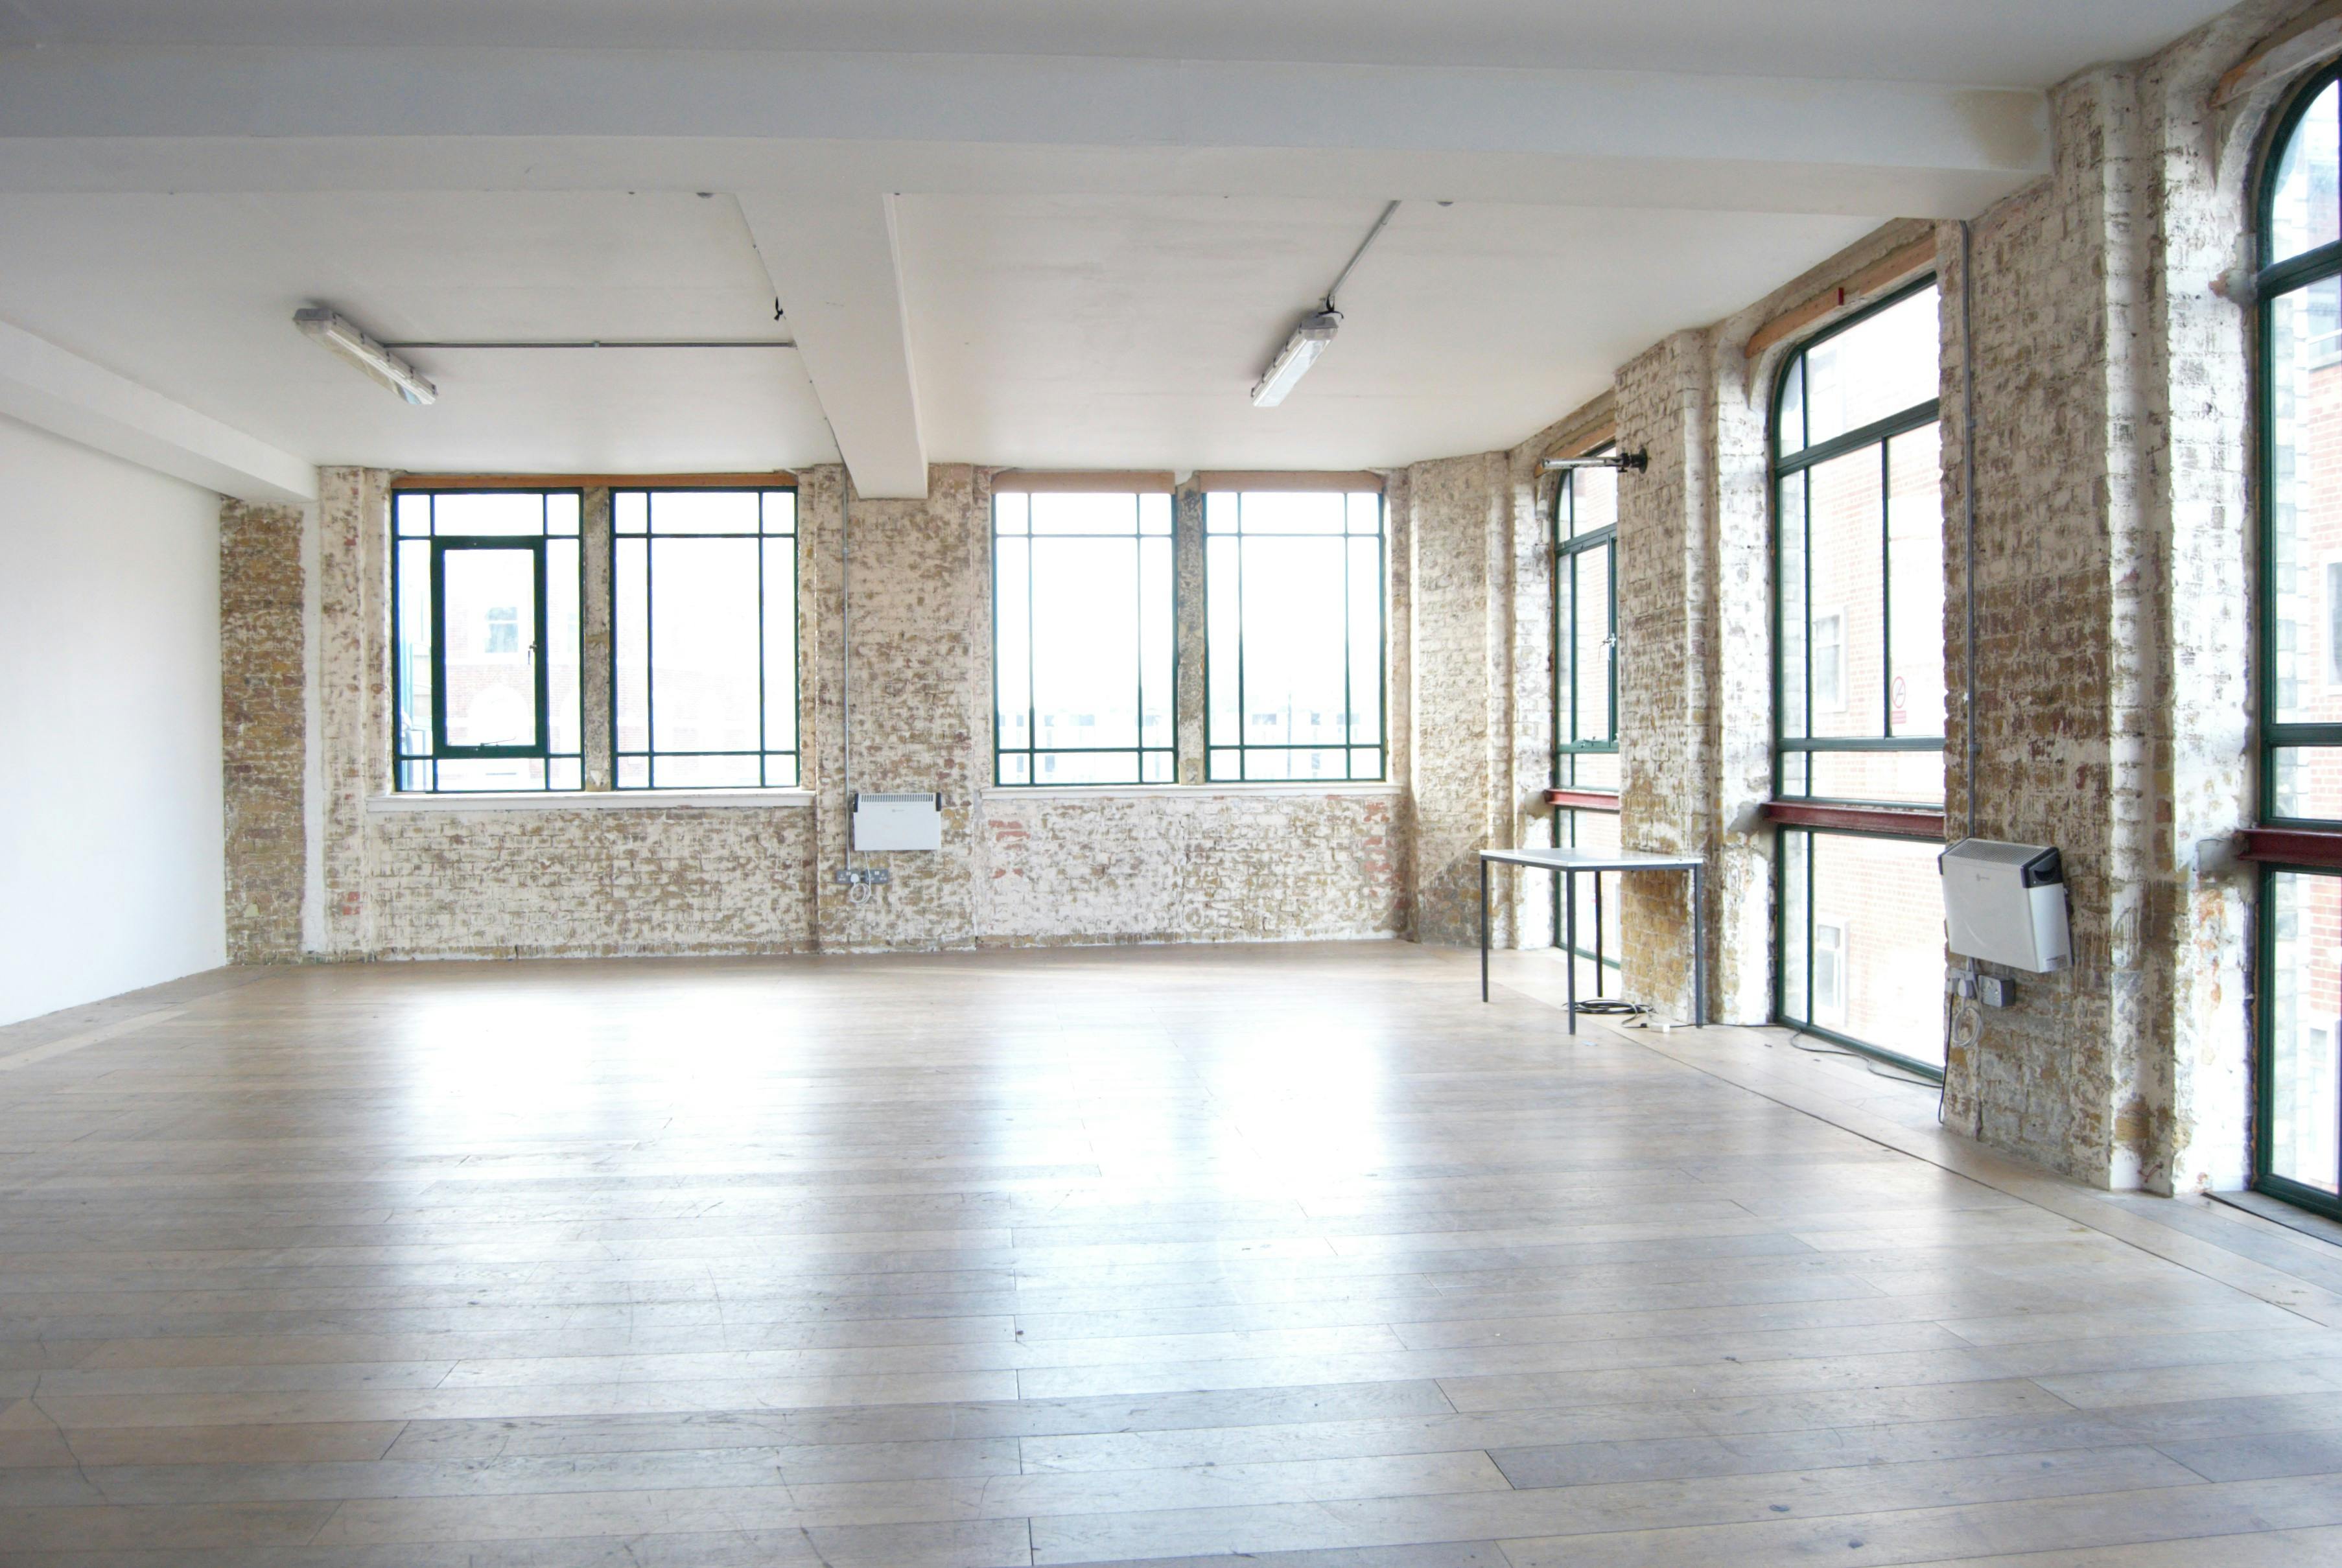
[1405,453,1509,946]
[975,791,1405,943]
[278,463,1408,961]
[219,500,307,963]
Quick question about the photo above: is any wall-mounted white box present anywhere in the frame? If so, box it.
[852,792,943,852]
[1940,838,2071,974]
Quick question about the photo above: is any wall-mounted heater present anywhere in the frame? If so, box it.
[1939,839,2071,974]
[852,792,943,852]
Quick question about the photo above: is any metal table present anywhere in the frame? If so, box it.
[1479,847,1707,1032]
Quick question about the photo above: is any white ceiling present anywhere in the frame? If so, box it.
[902,196,1874,471]
[0,1,2238,88]
[0,1,2242,489]
[0,192,835,473]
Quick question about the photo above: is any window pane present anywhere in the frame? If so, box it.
[1782,830,1810,1020]
[549,757,581,791]
[1777,359,1806,456]
[762,491,797,535]
[653,755,761,790]
[1571,751,1621,791]
[996,535,1032,755]
[1140,536,1174,749]
[1805,748,1946,806]
[1778,470,1808,740]
[431,493,546,536]
[994,492,1029,535]
[1806,447,1885,739]
[615,536,650,758]
[2268,871,2342,1193]
[546,537,581,759]
[650,537,762,755]
[1886,425,1946,742]
[1034,751,1142,784]
[395,493,432,537]
[1346,534,1383,749]
[1143,752,1174,783]
[1573,543,1613,746]
[1205,493,1239,534]
[2271,82,2341,268]
[1206,536,1241,743]
[2274,746,2342,823]
[1031,492,1139,535]
[615,490,648,535]
[441,547,539,749]
[1782,831,1946,1068]
[1801,285,1939,447]
[436,758,546,791]
[1141,494,1173,537]
[1238,536,1348,751]
[763,540,797,756]
[764,753,797,788]
[545,493,580,537]
[1032,537,1142,752]
[1568,463,1617,540]
[1555,808,1624,998]
[394,540,432,765]
[652,490,759,533]
[1234,491,1345,533]
[2271,278,2342,733]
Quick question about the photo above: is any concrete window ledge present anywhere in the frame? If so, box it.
[369,790,814,814]
[978,782,1405,802]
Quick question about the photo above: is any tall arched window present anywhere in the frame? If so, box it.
[1551,452,1621,996]
[2255,69,2342,1218]
[1769,279,1949,1076]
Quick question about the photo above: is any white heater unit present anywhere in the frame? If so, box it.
[852,792,943,852]
[1940,839,2070,974]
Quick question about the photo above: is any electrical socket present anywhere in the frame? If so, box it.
[1978,974,2015,1009]
[833,867,891,886]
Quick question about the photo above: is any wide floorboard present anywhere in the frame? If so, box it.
[1,942,2339,1565]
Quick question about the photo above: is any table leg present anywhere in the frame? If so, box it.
[1564,869,1577,1036]
[1479,857,1490,1003]
[1692,862,1707,1028]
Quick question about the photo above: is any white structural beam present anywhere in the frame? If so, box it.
[0,48,2046,218]
[0,319,316,504]
[738,193,928,500]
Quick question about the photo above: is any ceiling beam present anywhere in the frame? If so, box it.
[0,319,317,504]
[736,193,928,500]
[0,47,2047,218]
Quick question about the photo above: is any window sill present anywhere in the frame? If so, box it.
[370,789,813,813]
[980,782,1401,801]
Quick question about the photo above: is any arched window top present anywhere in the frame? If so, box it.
[1772,279,1940,464]
[2266,72,2342,273]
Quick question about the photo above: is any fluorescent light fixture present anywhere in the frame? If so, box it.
[1250,309,1341,408]
[294,307,437,406]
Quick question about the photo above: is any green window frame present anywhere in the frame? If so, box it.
[1770,278,1949,1079]
[1204,489,1387,783]
[612,487,799,791]
[990,489,1176,786]
[1551,454,1622,990]
[392,489,584,793]
[2253,67,2342,1220]
[1552,454,1620,794]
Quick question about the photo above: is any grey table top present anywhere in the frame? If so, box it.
[1478,846,1705,872]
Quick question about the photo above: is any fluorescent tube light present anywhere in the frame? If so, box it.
[1250,309,1341,408]
[294,307,437,406]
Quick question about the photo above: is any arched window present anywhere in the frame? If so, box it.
[2254,69,2342,1217]
[1551,451,1621,994]
[1769,279,1949,1076]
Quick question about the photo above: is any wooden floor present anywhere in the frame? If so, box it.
[3,942,2342,1566]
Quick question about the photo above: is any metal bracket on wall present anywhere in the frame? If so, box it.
[833,868,892,886]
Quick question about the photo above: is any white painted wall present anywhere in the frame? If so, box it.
[0,416,226,1026]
